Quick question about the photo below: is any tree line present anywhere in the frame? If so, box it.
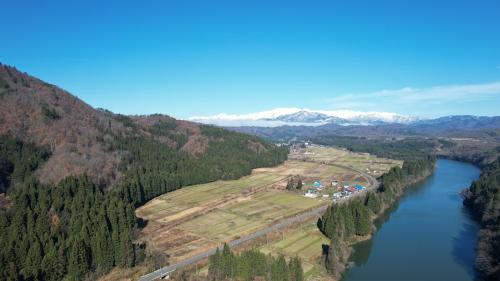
[207,244,303,281]
[0,125,288,280]
[0,176,139,281]
[112,130,288,208]
[0,135,50,193]
[312,135,443,160]
[463,157,500,280]
[317,156,436,277]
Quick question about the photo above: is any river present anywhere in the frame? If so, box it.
[341,159,481,281]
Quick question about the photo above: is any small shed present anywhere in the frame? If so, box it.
[304,189,319,198]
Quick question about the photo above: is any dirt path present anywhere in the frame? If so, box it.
[138,205,329,281]
[138,161,379,281]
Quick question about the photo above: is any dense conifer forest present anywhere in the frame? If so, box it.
[0,127,288,280]
[463,158,500,280]
[0,135,50,192]
[113,125,288,208]
[206,244,303,281]
[0,176,138,280]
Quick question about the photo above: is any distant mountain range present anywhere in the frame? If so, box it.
[226,114,500,141]
[190,108,419,127]
[190,108,500,141]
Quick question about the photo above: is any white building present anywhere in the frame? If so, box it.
[304,189,319,198]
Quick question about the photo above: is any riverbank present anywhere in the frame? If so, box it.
[375,167,434,214]
[318,156,436,280]
[338,168,436,279]
[462,158,500,280]
[438,151,500,280]
[353,166,435,237]
[341,159,481,281]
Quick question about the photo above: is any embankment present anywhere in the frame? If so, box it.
[462,158,500,281]
[318,156,436,279]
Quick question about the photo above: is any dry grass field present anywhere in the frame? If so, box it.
[290,145,402,177]
[260,221,329,278]
[135,161,331,263]
[179,190,322,241]
[135,145,402,266]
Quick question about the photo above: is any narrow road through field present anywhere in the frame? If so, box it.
[138,205,328,281]
[138,162,379,281]
[328,162,378,188]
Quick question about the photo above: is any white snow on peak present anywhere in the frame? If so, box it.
[189,108,418,127]
[190,108,302,122]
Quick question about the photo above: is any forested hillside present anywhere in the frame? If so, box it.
[463,158,500,280]
[318,155,436,278]
[312,135,446,160]
[113,125,288,208]
[0,64,287,188]
[0,135,50,193]
[0,64,288,280]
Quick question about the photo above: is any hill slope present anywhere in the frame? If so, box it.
[0,64,288,281]
[0,64,125,186]
[0,64,286,189]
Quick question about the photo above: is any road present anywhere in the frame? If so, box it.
[327,162,378,188]
[138,161,378,281]
[138,205,328,281]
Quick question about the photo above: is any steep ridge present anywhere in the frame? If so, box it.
[0,64,126,186]
[0,63,285,189]
[0,64,288,280]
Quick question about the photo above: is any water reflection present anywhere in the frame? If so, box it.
[348,177,432,268]
[452,208,480,280]
[341,160,480,281]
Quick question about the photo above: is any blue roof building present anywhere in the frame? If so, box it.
[313,181,322,188]
[355,185,365,190]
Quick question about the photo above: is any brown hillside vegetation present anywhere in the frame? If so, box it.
[0,64,288,281]
[0,63,264,188]
[0,64,127,186]
[132,114,210,156]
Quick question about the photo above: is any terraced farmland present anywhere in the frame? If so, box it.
[137,172,287,223]
[135,145,401,271]
[179,191,322,241]
[260,221,329,276]
[290,145,402,177]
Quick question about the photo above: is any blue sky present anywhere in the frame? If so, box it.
[2,0,500,118]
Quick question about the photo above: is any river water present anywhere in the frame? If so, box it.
[341,159,481,281]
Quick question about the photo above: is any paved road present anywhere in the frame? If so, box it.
[138,161,378,281]
[138,205,328,281]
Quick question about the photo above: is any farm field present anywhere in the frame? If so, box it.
[136,145,401,266]
[137,172,287,223]
[290,144,402,177]
[259,221,329,278]
[179,191,322,241]
[136,159,355,226]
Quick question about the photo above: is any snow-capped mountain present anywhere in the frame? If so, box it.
[189,108,419,127]
[267,111,348,124]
